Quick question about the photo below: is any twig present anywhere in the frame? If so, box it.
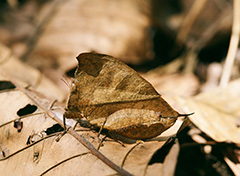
[0,70,132,176]
[40,152,90,175]
[121,141,142,167]
[220,0,240,87]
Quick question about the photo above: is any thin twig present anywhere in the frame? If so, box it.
[40,152,90,176]
[121,141,142,168]
[220,0,240,87]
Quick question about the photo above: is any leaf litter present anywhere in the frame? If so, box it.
[0,1,239,175]
[1,47,239,175]
[0,46,191,176]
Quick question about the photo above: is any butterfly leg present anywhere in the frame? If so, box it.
[97,117,107,138]
[55,111,83,142]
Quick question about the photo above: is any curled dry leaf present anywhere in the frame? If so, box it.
[65,52,192,140]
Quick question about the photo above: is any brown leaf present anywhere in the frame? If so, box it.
[65,52,184,140]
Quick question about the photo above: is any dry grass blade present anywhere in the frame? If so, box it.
[220,0,240,87]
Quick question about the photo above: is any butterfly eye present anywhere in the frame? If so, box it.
[154,112,162,119]
[71,82,75,88]
[70,81,77,93]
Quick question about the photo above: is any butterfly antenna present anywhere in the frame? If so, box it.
[61,75,71,88]
[178,112,194,117]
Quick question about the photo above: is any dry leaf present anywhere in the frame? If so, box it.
[165,79,240,143]
[161,80,240,175]
[189,79,240,143]
[0,59,117,175]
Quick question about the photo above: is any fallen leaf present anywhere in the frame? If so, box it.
[189,79,240,143]
[165,79,240,143]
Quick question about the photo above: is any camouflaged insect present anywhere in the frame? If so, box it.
[64,53,192,140]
